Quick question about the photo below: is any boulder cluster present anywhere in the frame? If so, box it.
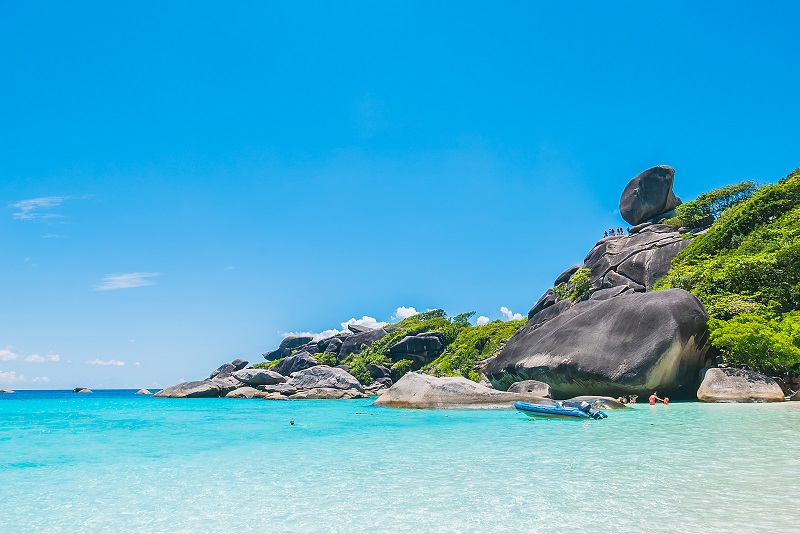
[155,357,372,399]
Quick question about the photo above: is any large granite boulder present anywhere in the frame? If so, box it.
[619,165,682,225]
[135,389,152,395]
[388,332,445,364]
[257,383,298,397]
[528,289,557,320]
[583,224,690,292]
[225,386,269,399]
[483,289,709,398]
[697,368,785,402]
[0,389,15,394]
[507,380,552,398]
[338,328,389,359]
[209,375,240,396]
[153,381,221,398]
[263,335,315,361]
[232,368,285,386]
[290,388,369,400]
[554,265,582,286]
[366,363,390,379]
[273,351,318,376]
[373,372,549,409]
[209,358,248,379]
[322,337,343,355]
[347,323,375,334]
[287,365,364,393]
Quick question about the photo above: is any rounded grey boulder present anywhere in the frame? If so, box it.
[135,389,152,395]
[697,368,785,402]
[153,381,221,398]
[374,372,549,409]
[619,165,681,225]
[484,289,709,398]
[232,368,286,386]
[273,351,318,376]
[507,380,552,398]
[287,365,364,392]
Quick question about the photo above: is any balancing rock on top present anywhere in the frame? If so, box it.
[619,165,682,225]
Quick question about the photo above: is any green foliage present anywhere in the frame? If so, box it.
[553,267,593,302]
[390,359,414,379]
[349,359,372,385]
[709,312,800,372]
[424,319,525,381]
[657,169,800,372]
[665,181,757,229]
[315,351,337,367]
[252,359,279,370]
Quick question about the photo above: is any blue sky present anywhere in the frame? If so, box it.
[2,1,798,389]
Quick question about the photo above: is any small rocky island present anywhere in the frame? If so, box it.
[155,165,797,406]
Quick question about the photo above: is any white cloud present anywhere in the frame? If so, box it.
[95,272,160,291]
[0,370,25,383]
[341,315,388,331]
[476,316,491,326]
[24,353,60,363]
[392,306,419,321]
[43,233,65,239]
[133,362,142,367]
[11,196,69,220]
[500,306,524,321]
[1,347,60,363]
[31,376,50,383]
[84,358,126,366]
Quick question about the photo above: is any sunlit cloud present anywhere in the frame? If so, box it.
[500,306,524,321]
[84,358,126,366]
[0,370,25,383]
[31,376,50,383]
[476,316,490,326]
[95,272,160,291]
[0,347,60,363]
[11,196,69,220]
[24,354,60,363]
[391,306,419,321]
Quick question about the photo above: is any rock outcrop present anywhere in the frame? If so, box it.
[0,389,15,394]
[73,387,92,393]
[484,289,709,398]
[338,328,389,359]
[286,365,365,393]
[273,351,318,376]
[388,332,445,364]
[507,380,552,398]
[619,165,681,225]
[374,372,549,409]
[153,381,221,398]
[232,368,285,386]
[209,358,248,379]
[697,368,785,402]
[136,389,152,395]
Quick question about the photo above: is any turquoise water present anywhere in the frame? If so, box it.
[2,391,799,533]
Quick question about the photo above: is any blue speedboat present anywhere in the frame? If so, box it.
[515,401,607,420]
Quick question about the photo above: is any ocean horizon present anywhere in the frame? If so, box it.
[2,390,799,532]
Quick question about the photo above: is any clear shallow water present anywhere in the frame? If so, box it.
[1,391,799,533]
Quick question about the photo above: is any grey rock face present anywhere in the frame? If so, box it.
[484,289,709,398]
[619,165,682,225]
[273,352,318,376]
[153,381,221,398]
[290,388,369,400]
[697,368,785,402]
[323,337,343,354]
[280,335,314,350]
[262,348,285,361]
[528,289,557,320]
[135,389,152,395]
[507,380,552,398]
[347,323,375,334]
[366,363,390,379]
[225,387,268,399]
[287,365,364,392]
[0,389,15,394]
[232,368,286,386]
[389,332,445,364]
[209,375,240,396]
[209,359,249,379]
[257,383,298,396]
[584,224,689,291]
[338,328,389,359]
[374,372,550,409]
[554,265,582,286]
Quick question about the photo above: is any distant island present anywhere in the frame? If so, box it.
[155,165,800,406]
